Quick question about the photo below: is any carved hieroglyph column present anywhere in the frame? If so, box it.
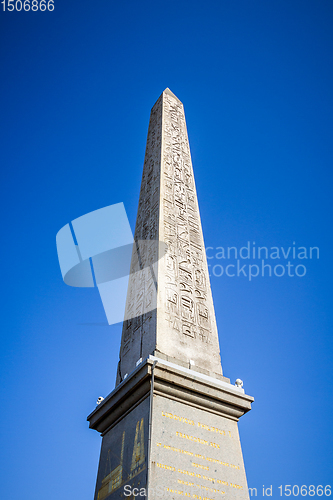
[88,90,253,500]
[117,88,222,384]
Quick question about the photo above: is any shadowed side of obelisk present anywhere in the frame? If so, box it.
[115,93,163,384]
[116,89,223,385]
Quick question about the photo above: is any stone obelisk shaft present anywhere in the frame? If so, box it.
[117,89,222,384]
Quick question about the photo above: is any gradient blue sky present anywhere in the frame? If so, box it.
[1,1,332,499]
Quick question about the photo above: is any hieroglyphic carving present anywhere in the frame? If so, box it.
[159,91,218,353]
[117,89,222,384]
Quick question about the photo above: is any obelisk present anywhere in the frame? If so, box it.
[88,89,253,500]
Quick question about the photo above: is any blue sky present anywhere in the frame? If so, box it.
[1,0,332,498]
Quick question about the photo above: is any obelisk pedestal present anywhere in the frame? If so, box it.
[88,357,253,500]
[88,89,254,500]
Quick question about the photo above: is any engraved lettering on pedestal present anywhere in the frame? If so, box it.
[130,418,145,474]
[97,431,125,500]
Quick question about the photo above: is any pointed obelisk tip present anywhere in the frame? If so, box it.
[162,88,183,104]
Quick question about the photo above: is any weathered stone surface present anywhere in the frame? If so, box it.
[151,396,250,500]
[88,90,253,500]
[93,397,149,500]
[88,357,253,500]
[117,89,222,385]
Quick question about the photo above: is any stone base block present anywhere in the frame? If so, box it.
[87,356,254,500]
